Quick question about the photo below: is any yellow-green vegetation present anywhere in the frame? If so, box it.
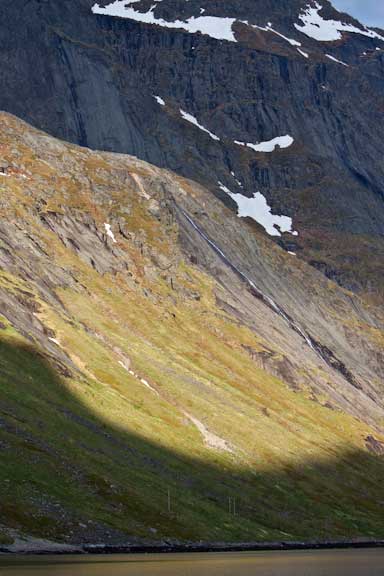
[0,112,383,545]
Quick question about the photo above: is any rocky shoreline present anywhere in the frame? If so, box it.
[1,539,384,556]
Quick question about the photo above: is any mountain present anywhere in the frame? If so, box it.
[0,0,383,549]
[1,0,384,301]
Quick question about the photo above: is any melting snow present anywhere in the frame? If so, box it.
[218,182,232,196]
[180,109,220,141]
[326,54,349,66]
[295,2,384,42]
[219,182,298,237]
[230,171,243,188]
[250,23,302,46]
[104,223,117,243]
[297,48,309,58]
[92,1,237,42]
[153,95,165,106]
[234,135,293,153]
[90,1,384,47]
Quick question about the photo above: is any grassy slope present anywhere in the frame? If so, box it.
[0,113,383,544]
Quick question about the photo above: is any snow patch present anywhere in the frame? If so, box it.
[180,109,220,141]
[104,223,117,243]
[230,171,243,188]
[92,1,237,42]
[297,48,309,58]
[234,135,294,153]
[250,22,301,46]
[219,182,298,238]
[325,54,349,66]
[153,95,165,106]
[295,2,384,42]
[218,182,232,196]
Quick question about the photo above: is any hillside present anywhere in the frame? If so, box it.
[0,113,383,547]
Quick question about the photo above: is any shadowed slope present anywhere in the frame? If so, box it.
[0,335,384,545]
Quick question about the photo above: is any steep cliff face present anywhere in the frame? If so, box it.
[0,0,383,300]
[0,114,383,547]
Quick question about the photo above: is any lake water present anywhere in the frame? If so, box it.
[1,549,384,575]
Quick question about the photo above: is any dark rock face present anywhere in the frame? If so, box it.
[0,0,383,298]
